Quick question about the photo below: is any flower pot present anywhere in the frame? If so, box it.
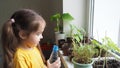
[72,58,94,68]
[55,32,65,45]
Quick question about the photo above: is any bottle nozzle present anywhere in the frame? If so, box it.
[53,45,59,51]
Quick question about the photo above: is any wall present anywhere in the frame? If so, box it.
[0,0,63,43]
[63,0,89,36]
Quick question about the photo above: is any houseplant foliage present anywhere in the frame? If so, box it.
[71,27,97,68]
[64,25,86,56]
[72,43,95,64]
[92,36,120,68]
[50,13,74,44]
[92,36,120,58]
[70,24,86,42]
[50,13,74,32]
[72,40,97,68]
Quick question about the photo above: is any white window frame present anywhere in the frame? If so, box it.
[88,0,94,38]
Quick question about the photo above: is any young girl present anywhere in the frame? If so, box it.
[1,9,61,68]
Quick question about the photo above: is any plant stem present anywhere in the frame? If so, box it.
[57,19,60,32]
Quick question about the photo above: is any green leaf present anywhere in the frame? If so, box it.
[50,13,61,22]
[62,13,74,22]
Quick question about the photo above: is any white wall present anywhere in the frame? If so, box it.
[63,0,89,37]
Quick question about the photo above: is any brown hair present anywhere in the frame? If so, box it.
[1,9,46,68]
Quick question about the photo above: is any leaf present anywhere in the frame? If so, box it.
[50,13,61,22]
[62,13,74,22]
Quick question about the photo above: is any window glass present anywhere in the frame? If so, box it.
[92,0,120,46]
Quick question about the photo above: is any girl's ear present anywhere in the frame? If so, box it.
[19,30,27,39]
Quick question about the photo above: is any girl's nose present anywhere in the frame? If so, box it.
[40,34,43,39]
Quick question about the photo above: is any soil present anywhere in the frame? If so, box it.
[93,59,120,68]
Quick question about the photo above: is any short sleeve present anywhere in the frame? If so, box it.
[14,55,29,68]
[15,60,28,68]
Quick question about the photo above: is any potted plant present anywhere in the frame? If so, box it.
[50,13,74,33]
[92,36,120,58]
[67,24,90,44]
[70,27,97,68]
[62,25,86,56]
[50,13,74,44]
[66,24,85,46]
[92,36,120,68]
[72,40,96,68]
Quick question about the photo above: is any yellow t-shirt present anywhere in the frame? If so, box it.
[13,46,46,68]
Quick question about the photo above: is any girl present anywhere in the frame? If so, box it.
[1,9,61,68]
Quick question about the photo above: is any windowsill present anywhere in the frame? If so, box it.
[62,56,74,68]
[59,50,73,68]
[58,49,120,68]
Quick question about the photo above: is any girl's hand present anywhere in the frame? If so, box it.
[47,57,61,68]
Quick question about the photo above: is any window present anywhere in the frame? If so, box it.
[89,0,120,46]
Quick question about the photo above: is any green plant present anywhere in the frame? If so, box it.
[72,43,96,64]
[91,36,120,68]
[92,36,120,59]
[50,13,74,32]
[70,24,86,43]
[71,27,97,64]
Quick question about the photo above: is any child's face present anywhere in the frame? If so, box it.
[24,20,46,47]
[27,31,43,46]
